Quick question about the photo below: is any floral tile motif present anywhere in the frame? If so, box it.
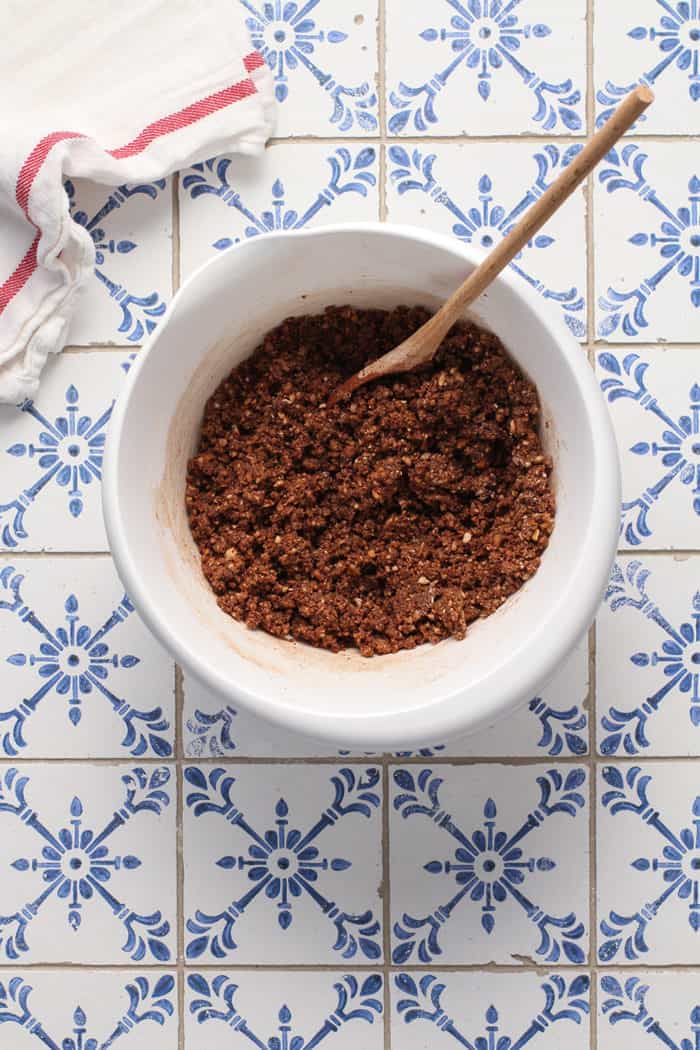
[182,764,382,964]
[385,0,586,136]
[0,765,175,964]
[597,762,700,964]
[595,0,700,135]
[0,971,176,1049]
[391,971,590,1049]
[597,556,700,756]
[179,143,378,280]
[185,971,383,1050]
[389,764,589,966]
[183,640,589,758]
[599,971,700,1049]
[241,0,378,136]
[596,349,700,548]
[0,353,130,552]
[386,142,587,340]
[0,558,173,759]
[595,143,700,342]
[65,178,172,347]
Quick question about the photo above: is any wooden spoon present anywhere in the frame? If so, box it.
[329,86,653,406]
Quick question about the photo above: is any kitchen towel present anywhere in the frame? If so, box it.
[0,0,274,405]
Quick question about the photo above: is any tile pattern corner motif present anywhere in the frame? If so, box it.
[0,972,176,1049]
[386,0,586,137]
[241,0,379,135]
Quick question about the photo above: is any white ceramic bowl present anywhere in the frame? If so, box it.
[103,223,619,751]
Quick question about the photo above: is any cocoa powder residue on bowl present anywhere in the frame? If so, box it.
[185,306,555,657]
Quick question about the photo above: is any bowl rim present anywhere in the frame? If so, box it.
[103,221,620,748]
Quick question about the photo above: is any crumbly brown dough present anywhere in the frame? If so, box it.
[186,306,555,656]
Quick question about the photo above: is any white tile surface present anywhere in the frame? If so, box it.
[65,178,172,347]
[387,141,588,341]
[392,971,590,1048]
[0,558,174,759]
[389,764,589,965]
[183,764,383,964]
[596,349,700,548]
[0,971,176,1049]
[185,971,384,1049]
[179,142,379,280]
[0,764,175,964]
[242,0,379,136]
[597,762,700,965]
[595,142,700,343]
[597,556,700,756]
[595,0,700,135]
[0,352,130,552]
[599,971,700,1048]
[386,0,587,136]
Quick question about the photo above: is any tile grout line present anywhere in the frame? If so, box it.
[585,1,598,1044]
[6,961,700,972]
[175,664,186,1050]
[262,133,700,144]
[6,751,700,766]
[381,760,392,1050]
[588,623,599,1047]
[377,0,387,227]
[378,5,390,1042]
[171,174,186,1050]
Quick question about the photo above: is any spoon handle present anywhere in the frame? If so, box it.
[435,86,654,331]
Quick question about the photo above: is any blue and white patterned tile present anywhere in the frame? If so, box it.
[183,639,588,759]
[391,971,590,1049]
[599,971,700,1049]
[65,177,172,347]
[597,556,700,757]
[179,143,379,281]
[0,352,130,552]
[597,762,700,965]
[385,0,586,137]
[182,764,382,964]
[389,764,589,966]
[185,971,383,1050]
[240,0,378,137]
[595,143,700,343]
[386,141,588,341]
[0,971,176,1049]
[0,764,175,964]
[595,0,700,135]
[0,558,174,759]
[595,349,700,548]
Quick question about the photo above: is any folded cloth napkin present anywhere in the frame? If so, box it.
[0,0,274,404]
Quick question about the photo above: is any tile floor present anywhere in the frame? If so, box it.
[0,1,699,1047]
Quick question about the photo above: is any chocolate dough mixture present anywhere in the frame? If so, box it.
[186,306,555,656]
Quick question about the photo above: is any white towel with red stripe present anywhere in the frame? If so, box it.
[0,0,274,405]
